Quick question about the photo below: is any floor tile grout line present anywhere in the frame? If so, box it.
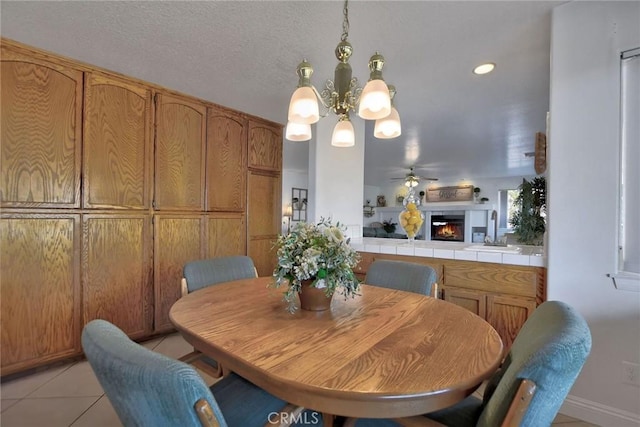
[2,361,76,400]
[68,394,104,427]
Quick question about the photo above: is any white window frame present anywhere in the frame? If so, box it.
[611,47,640,291]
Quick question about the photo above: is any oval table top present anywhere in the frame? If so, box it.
[170,277,503,419]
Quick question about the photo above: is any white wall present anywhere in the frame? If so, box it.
[309,117,365,238]
[549,2,640,425]
[282,140,310,233]
[281,169,308,234]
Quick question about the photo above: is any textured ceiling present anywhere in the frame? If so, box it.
[1,0,563,185]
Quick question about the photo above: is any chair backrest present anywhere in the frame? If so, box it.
[82,319,227,427]
[478,300,592,427]
[183,256,257,293]
[365,259,437,296]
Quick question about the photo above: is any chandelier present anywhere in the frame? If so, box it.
[285,0,401,146]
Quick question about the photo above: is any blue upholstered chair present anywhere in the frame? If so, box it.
[365,260,438,298]
[179,256,258,378]
[181,255,258,294]
[346,300,592,427]
[82,319,320,427]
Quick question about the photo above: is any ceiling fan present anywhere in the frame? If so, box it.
[390,167,438,187]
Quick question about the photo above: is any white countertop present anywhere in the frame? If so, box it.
[349,237,546,267]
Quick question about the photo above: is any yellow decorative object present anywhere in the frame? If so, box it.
[398,189,424,242]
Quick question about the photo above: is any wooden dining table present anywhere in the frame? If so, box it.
[170,277,503,422]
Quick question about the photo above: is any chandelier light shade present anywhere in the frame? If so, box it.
[358,53,391,120]
[287,60,320,125]
[374,85,401,139]
[285,121,312,141]
[331,115,355,147]
[285,0,400,146]
[374,106,401,138]
[287,87,320,124]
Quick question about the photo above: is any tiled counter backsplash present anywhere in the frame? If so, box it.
[349,237,546,267]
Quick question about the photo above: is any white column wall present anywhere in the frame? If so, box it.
[308,116,365,238]
[549,2,640,425]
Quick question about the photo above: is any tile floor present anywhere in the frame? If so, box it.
[0,333,599,427]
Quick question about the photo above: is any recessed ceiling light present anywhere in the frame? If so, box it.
[473,63,495,75]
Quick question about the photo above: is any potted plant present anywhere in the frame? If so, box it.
[272,218,361,313]
[382,218,397,233]
[510,176,546,245]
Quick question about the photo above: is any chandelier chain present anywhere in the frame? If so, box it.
[341,0,350,41]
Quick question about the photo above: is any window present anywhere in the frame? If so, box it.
[612,47,640,290]
[497,189,519,235]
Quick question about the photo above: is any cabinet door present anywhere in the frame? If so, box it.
[248,119,282,172]
[154,215,205,333]
[443,287,487,318]
[487,294,537,350]
[206,108,246,212]
[0,214,81,375]
[1,46,82,208]
[444,261,539,298]
[82,214,152,338]
[206,213,246,257]
[154,93,206,211]
[247,171,281,276]
[83,72,152,209]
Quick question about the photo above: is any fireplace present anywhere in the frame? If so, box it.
[430,212,465,242]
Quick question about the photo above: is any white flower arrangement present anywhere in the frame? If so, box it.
[272,218,361,312]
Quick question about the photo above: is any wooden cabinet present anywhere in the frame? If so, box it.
[206,108,247,212]
[247,118,282,277]
[83,72,152,209]
[247,171,281,276]
[443,287,487,318]
[0,39,283,376]
[443,289,537,350]
[440,260,543,349]
[206,213,246,257]
[82,214,153,339]
[486,294,537,348]
[1,45,82,208]
[154,93,206,211]
[248,120,282,172]
[152,213,247,333]
[355,251,545,352]
[153,215,205,333]
[0,214,81,373]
